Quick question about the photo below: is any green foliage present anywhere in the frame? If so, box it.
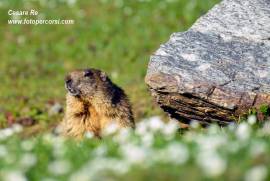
[248,108,257,116]
[259,104,270,116]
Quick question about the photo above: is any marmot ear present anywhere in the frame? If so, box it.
[100,71,107,81]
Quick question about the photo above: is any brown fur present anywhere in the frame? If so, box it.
[59,68,135,139]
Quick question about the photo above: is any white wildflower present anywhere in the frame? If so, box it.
[19,153,37,169]
[67,0,77,6]
[147,116,164,132]
[3,171,27,181]
[21,140,34,151]
[48,160,71,175]
[70,158,130,181]
[0,128,14,139]
[207,124,221,134]
[135,121,148,136]
[247,115,257,125]
[120,144,148,164]
[183,131,197,142]
[141,132,154,147]
[228,122,237,131]
[0,124,23,140]
[249,141,266,157]
[236,122,251,141]
[197,151,227,177]
[92,145,107,157]
[103,122,119,136]
[165,142,189,165]
[197,135,227,151]
[190,120,200,129]
[51,137,67,158]
[84,131,94,139]
[261,121,270,136]
[162,119,179,138]
[90,158,130,175]
[43,133,54,143]
[12,124,23,133]
[245,165,268,181]
[113,128,131,144]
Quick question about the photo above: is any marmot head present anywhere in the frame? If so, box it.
[65,68,111,100]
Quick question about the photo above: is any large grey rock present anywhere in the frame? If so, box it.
[145,0,270,125]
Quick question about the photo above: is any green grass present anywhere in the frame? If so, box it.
[0,0,220,129]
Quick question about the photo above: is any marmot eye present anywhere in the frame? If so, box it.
[84,70,93,77]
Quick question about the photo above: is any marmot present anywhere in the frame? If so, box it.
[59,68,135,138]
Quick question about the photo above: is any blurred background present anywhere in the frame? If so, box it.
[0,0,220,133]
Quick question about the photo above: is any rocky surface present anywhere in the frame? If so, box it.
[145,0,270,125]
